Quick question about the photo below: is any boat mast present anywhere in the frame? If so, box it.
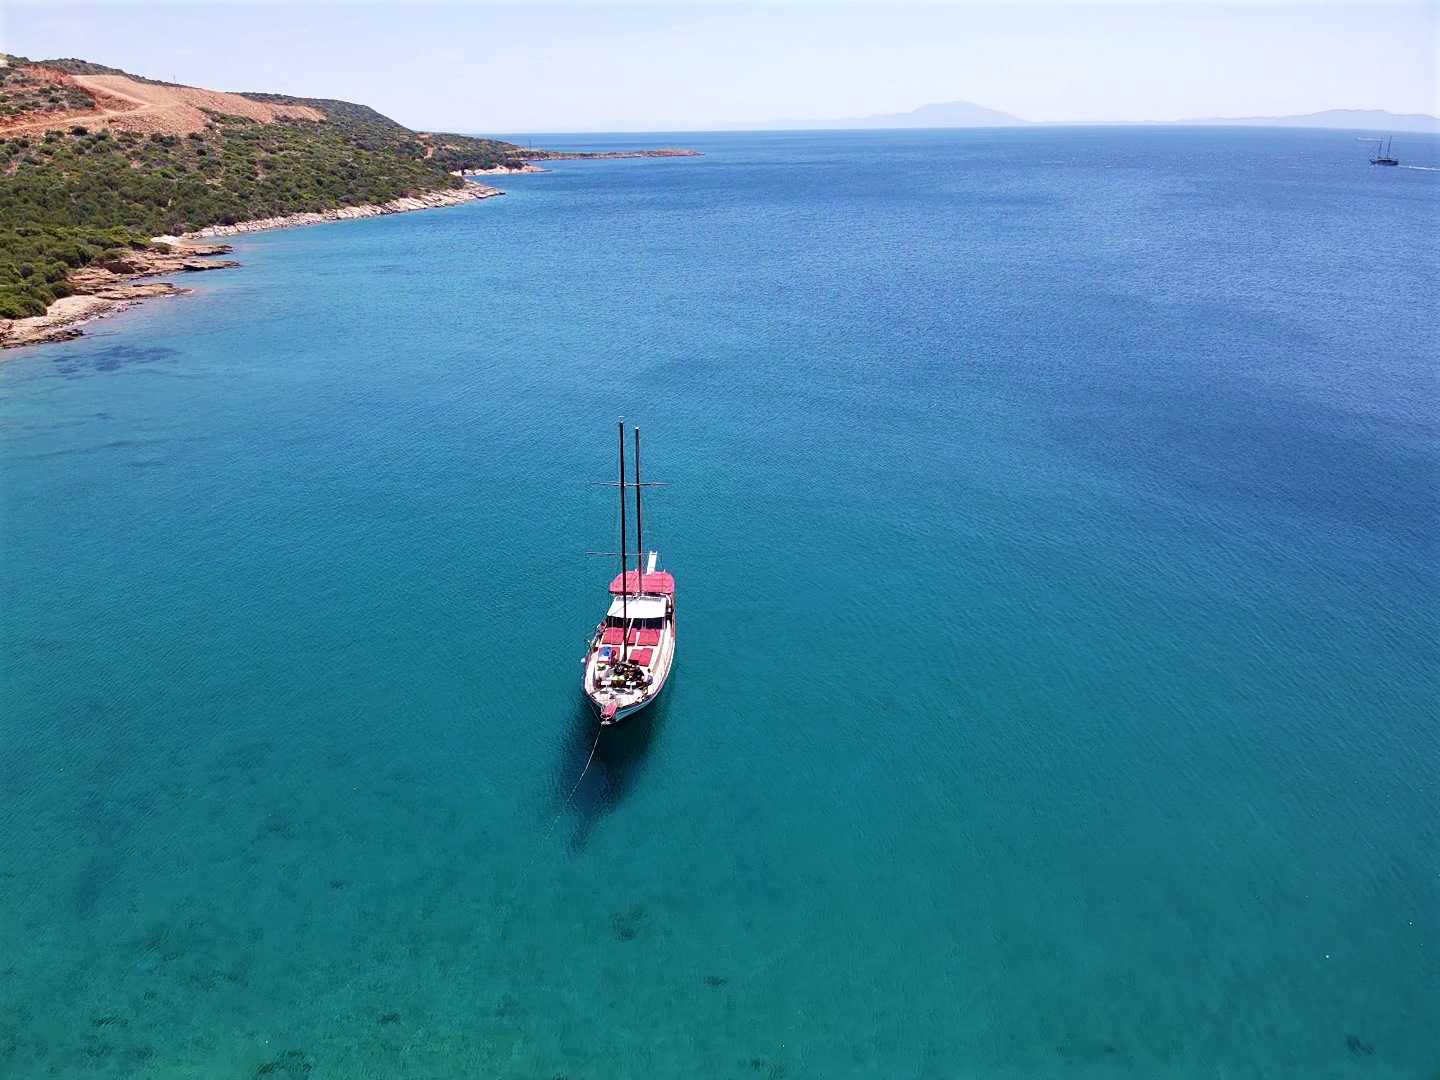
[618,418,628,662]
[634,427,644,592]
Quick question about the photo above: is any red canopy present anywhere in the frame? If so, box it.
[608,570,676,596]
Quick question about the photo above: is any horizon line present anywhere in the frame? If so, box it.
[459,107,1440,137]
[472,120,1440,137]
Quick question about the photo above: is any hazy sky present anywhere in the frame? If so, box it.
[2,1,1435,132]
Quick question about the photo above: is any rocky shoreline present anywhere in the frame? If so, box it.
[452,164,546,176]
[448,150,702,177]
[538,149,703,161]
[181,183,501,238]
[0,154,695,352]
[0,184,503,351]
[0,244,239,350]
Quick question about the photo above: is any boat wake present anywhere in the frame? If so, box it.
[1399,164,1440,171]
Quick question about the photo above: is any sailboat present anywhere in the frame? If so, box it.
[1370,136,1399,166]
[582,420,677,725]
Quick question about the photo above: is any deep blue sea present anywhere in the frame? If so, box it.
[2,127,1437,1078]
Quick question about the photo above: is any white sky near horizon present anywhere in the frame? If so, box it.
[1,1,1435,133]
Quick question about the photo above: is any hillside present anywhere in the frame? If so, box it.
[0,55,534,320]
[1,58,326,136]
[239,91,535,172]
[0,55,701,330]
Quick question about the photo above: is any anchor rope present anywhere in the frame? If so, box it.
[541,730,602,848]
[500,729,602,921]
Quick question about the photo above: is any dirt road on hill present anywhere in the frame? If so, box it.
[0,69,323,135]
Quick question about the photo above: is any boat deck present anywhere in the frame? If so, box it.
[585,604,676,719]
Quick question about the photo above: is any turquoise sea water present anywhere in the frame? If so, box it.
[2,128,1437,1078]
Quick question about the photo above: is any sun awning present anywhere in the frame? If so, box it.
[608,570,676,596]
[606,596,667,621]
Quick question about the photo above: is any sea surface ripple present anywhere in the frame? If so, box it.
[1,127,1437,1078]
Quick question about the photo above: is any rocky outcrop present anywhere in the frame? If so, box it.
[0,243,239,350]
[90,244,241,277]
[183,184,502,238]
[0,290,179,348]
[534,149,704,161]
[451,164,547,176]
[448,150,703,177]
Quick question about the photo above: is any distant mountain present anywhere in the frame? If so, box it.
[733,101,1437,134]
[1171,109,1439,133]
[748,100,1031,130]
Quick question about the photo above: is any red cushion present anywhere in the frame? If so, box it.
[636,629,661,647]
[601,627,623,646]
[629,648,654,666]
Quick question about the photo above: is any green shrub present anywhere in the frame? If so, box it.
[0,293,45,318]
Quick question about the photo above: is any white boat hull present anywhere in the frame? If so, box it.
[599,680,665,723]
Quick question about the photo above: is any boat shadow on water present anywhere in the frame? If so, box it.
[556,693,668,853]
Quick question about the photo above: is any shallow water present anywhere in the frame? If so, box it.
[2,127,1437,1078]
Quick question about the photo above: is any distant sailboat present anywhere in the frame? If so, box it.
[582,420,677,725]
[1370,136,1399,166]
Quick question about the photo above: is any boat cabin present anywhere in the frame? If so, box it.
[599,595,667,654]
[606,596,667,621]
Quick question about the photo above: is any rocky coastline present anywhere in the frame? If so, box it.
[1,152,697,352]
[538,148,703,161]
[452,164,546,176]
[182,183,502,238]
[0,244,239,350]
[0,184,503,351]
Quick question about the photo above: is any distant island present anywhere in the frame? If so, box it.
[1168,108,1440,133]
[0,55,699,349]
[739,99,1440,133]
